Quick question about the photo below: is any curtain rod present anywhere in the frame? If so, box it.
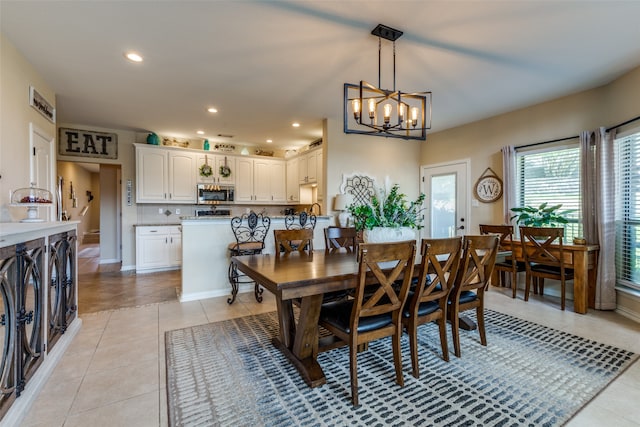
[515,114,640,149]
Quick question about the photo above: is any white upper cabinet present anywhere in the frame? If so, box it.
[298,148,322,185]
[136,145,196,203]
[235,157,286,203]
[196,153,236,185]
[286,157,300,203]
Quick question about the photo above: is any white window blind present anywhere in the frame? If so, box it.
[515,146,582,241]
[615,132,640,290]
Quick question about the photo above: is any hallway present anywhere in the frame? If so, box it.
[77,243,180,314]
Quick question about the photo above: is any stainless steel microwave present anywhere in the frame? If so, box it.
[197,184,234,204]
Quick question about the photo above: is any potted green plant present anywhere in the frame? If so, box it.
[510,202,573,227]
[349,184,425,243]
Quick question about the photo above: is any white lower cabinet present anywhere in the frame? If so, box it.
[136,226,182,272]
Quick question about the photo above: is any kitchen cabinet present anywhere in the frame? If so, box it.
[136,145,197,203]
[286,157,300,202]
[196,153,235,185]
[235,157,286,203]
[298,148,321,184]
[136,226,182,273]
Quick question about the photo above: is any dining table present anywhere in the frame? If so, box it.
[500,239,599,314]
[232,250,360,388]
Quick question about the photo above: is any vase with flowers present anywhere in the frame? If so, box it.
[349,183,425,243]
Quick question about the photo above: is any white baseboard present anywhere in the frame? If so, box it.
[2,318,82,427]
[178,284,253,303]
[120,264,136,272]
[99,258,120,264]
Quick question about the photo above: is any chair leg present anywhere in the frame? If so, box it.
[438,314,450,362]
[408,319,420,378]
[524,273,530,301]
[477,304,487,346]
[560,278,566,311]
[539,278,545,294]
[450,307,461,358]
[349,343,359,407]
[392,325,404,387]
[254,282,263,303]
[511,270,517,299]
[227,262,239,305]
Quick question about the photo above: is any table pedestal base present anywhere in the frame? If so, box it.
[272,337,326,388]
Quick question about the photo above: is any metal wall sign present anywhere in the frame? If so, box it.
[58,127,118,159]
[29,86,56,123]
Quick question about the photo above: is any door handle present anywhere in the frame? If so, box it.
[457,225,465,230]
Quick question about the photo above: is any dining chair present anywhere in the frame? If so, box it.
[318,240,416,406]
[324,226,357,253]
[274,228,314,254]
[448,234,499,358]
[519,226,574,310]
[479,224,525,298]
[284,212,317,230]
[227,212,271,304]
[403,237,462,377]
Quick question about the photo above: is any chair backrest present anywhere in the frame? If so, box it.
[352,241,416,323]
[285,212,317,230]
[230,212,271,248]
[274,228,314,254]
[410,237,462,307]
[519,226,565,268]
[324,226,357,254]
[452,234,499,296]
[479,224,514,252]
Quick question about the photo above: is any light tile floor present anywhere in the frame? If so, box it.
[22,288,640,426]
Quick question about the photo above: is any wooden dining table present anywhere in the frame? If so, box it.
[232,251,360,388]
[501,239,599,314]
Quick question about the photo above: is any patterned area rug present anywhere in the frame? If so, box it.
[165,310,637,426]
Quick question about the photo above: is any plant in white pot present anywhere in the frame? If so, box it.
[349,183,425,243]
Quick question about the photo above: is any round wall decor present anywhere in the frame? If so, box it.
[474,167,503,203]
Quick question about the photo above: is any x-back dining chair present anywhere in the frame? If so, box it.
[274,228,314,254]
[324,226,358,254]
[318,240,416,406]
[448,234,499,357]
[479,224,525,298]
[519,226,574,310]
[227,211,271,304]
[403,237,462,377]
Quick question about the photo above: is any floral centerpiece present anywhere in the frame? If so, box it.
[349,183,425,243]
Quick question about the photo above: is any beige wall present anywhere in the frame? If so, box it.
[324,117,422,222]
[56,161,96,241]
[422,65,640,233]
[0,34,57,222]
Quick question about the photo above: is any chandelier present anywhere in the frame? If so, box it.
[344,24,432,141]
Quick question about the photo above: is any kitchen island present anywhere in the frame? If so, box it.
[179,215,330,302]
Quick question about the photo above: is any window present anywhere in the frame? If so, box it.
[515,144,582,241]
[615,131,640,291]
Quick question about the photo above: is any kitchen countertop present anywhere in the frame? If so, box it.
[134,223,182,227]
[180,215,330,222]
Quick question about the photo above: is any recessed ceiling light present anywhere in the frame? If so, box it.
[266,139,273,143]
[207,107,218,113]
[292,122,301,128]
[196,130,205,135]
[124,51,143,63]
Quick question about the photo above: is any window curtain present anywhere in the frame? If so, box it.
[501,145,516,224]
[580,128,616,310]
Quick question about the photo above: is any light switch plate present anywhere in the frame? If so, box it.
[159,208,164,214]
[175,209,181,215]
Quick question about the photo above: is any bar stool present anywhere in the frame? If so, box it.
[227,211,271,304]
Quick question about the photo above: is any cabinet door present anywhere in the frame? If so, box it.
[235,157,254,202]
[136,147,168,202]
[298,153,309,184]
[196,154,215,184]
[306,152,317,183]
[270,160,286,203]
[168,152,196,203]
[215,155,236,185]
[167,228,182,267]
[286,158,300,202]
[315,150,323,200]
[253,159,272,202]
[136,229,168,270]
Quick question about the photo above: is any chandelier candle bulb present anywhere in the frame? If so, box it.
[368,98,376,120]
[411,107,418,126]
[399,103,405,122]
[383,103,392,124]
[352,99,361,120]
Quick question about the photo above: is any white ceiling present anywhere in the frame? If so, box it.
[3,1,640,151]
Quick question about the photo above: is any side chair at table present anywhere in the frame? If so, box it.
[519,226,574,311]
[227,212,271,305]
[479,224,526,298]
[274,228,314,254]
[448,234,499,358]
[318,240,417,407]
[402,237,462,377]
[324,226,358,254]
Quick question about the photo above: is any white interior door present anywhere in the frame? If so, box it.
[421,160,469,238]
[30,123,55,221]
